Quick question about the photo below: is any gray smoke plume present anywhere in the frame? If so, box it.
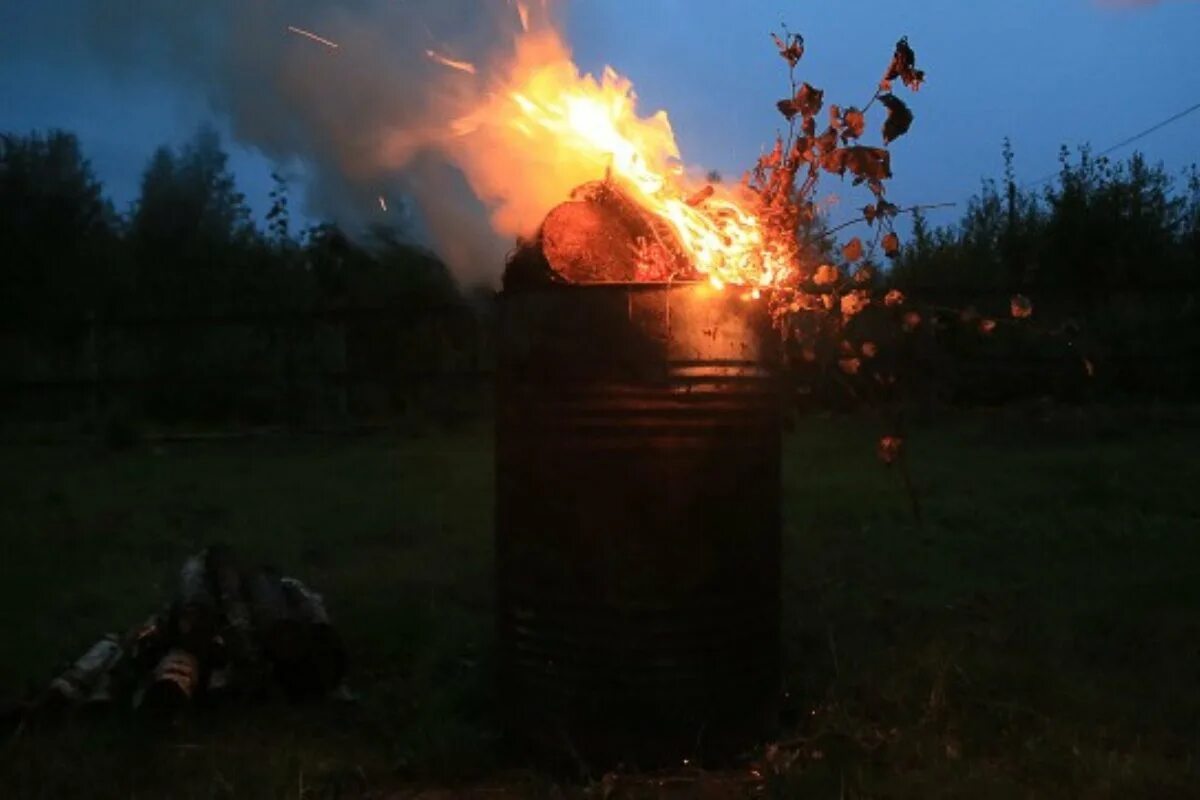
[84,0,562,286]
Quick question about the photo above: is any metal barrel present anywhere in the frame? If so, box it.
[496,283,782,769]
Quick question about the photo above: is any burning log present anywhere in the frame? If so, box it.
[540,199,641,282]
[511,180,693,285]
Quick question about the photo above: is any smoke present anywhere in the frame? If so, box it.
[84,0,566,286]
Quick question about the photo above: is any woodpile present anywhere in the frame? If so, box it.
[504,179,695,288]
[23,546,347,720]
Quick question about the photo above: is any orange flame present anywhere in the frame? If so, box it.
[438,21,793,288]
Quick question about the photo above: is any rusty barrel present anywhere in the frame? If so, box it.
[496,283,781,768]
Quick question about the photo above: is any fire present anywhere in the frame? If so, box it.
[504,54,790,287]
[443,19,794,288]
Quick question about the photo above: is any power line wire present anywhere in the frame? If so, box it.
[1021,99,1200,189]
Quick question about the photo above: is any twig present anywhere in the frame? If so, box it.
[820,202,958,241]
[862,89,882,114]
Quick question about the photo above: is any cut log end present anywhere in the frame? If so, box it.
[503,179,693,287]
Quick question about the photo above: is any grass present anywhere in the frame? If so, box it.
[1,406,1198,798]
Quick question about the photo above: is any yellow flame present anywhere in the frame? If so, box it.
[489,34,790,286]
[404,17,794,288]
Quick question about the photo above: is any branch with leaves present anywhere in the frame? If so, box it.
[745,31,1044,517]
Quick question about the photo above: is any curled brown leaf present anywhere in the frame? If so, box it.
[879,94,914,144]
[823,146,892,181]
[882,231,901,258]
[771,31,805,67]
[841,291,869,317]
[842,107,866,141]
[884,37,925,91]
[814,264,841,285]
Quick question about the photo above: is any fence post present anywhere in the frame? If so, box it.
[338,318,349,421]
[86,311,100,429]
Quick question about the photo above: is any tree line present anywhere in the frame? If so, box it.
[0,127,480,433]
[1,127,1196,433]
[888,140,1200,403]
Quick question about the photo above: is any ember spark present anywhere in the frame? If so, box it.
[425,49,477,74]
[286,26,339,49]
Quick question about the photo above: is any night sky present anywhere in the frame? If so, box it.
[2,0,1198,258]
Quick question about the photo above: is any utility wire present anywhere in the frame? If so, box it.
[1021,99,1200,189]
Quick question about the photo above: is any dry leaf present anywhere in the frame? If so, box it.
[822,146,892,181]
[771,31,805,67]
[879,94,914,144]
[841,291,869,317]
[902,310,922,331]
[884,289,905,307]
[853,264,875,285]
[814,264,841,285]
[842,237,863,262]
[778,83,824,120]
[842,107,866,140]
[838,357,862,375]
[882,232,901,258]
[883,37,925,91]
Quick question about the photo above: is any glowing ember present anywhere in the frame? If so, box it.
[286,25,339,50]
[514,0,531,34]
[425,49,477,75]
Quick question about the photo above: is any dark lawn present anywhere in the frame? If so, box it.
[1,407,1198,798]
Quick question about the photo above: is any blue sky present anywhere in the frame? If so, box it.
[2,0,1198,238]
